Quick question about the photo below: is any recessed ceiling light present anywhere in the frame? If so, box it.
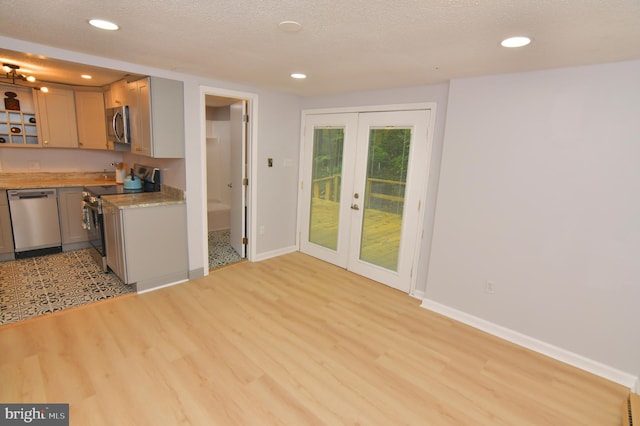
[89,19,119,31]
[501,36,531,48]
[25,76,36,82]
[291,73,306,79]
[81,74,92,79]
[278,21,302,33]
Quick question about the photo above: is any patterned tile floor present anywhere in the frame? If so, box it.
[0,249,134,326]
[208,229,243,270]
[0,230,242,326]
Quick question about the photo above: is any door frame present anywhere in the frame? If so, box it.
[296,102,437,295]
[200,86,259,272]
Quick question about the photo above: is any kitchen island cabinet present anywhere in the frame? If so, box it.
[34,87,79,148]
[127,77,185,158]
[103,198,188,292]
[0,190,14,261]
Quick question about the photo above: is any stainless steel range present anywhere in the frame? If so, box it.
[82,164,160,271]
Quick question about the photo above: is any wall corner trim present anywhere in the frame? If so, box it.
[420,298,638,390]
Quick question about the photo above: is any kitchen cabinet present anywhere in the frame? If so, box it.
[34,87,79,148]
[104,200,188,291]
[57,187,89,250]
[127,77,185,158]
[104,79,128,109]
[0,190,15,260]
[75,90,108,150]
[0,86,39,147]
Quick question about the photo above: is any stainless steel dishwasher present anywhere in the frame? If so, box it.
[8,188,62,258]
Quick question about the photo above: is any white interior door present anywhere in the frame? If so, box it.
[230,101,247,257]
[300,109,431,292]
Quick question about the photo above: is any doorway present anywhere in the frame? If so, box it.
[299,106,434,293]
[204,95,248,269]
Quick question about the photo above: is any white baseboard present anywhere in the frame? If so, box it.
[253,245,297,262]
[136,278,189,294]
[410,289,425,300]
[420,298,639,391]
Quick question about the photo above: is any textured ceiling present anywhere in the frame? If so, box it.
[1,0,640,96]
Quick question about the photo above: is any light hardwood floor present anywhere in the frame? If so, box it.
[0,252,629,425]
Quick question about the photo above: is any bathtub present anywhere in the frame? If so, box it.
[207,200,231,231]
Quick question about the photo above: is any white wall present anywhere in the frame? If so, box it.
[301,84,449,296]
[425,60,640,383]
[1,36,302,276]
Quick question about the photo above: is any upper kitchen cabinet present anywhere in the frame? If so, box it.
[34,87,79,148]
[0,86,39,147]
[128,77,185,158]
[104,79,128,109]
[74,90,108,150]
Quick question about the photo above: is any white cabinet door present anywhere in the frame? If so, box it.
[35,87,79,148]
[57,187,89,245]
[104,80,128,109]
[75,91,108,150]
[128,78,151,156]
[127,77,184,158]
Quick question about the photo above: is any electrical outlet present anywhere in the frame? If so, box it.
[259,226,265,235]
[485,280,495,294]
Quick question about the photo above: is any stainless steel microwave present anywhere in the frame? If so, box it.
[105,105,130,145]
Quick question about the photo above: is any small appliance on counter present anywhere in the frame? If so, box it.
[123,168,143,190]
[114,162,126,184]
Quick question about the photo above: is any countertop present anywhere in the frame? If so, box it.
[0,172,116,189]
[0,171,185,208]
[102,190,185,209]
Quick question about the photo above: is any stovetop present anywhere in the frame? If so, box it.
[83,185,145,197]
[83,163,161,198]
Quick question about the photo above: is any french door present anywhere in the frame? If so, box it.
[299,109,431,292]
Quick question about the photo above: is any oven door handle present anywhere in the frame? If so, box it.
[85,203,100,212]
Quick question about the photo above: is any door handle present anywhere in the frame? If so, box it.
[351,204,359,210]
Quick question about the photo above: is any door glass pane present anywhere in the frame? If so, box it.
[360,127,411,271]
[308,127,344,250]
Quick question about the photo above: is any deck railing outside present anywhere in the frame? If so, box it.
[312,175,405,214]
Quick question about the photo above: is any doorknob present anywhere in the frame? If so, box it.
[351,204,359,210]
[354,193,359,199]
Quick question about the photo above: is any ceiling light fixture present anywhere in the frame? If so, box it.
[291,73,307,79]
[2,63,50,92]
[89,19,119,31]
[2,63,36,84]
[278,20,302,33]
[501,36,532,48]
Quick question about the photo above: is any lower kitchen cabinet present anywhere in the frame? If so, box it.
[103,200,188,292]
[57,187,89,250]
[0,190,15,260]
